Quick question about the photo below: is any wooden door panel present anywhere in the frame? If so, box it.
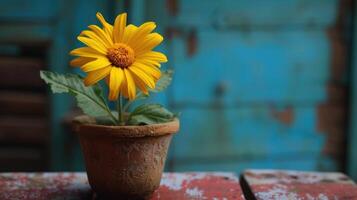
[0,117,49,145]
[172,30,330,105]
[171,156,337,172]
[0,57,46,89]
[172,107,324,159]
[0,0,57,20]
[0,91,48,116]
[174,0,338,28]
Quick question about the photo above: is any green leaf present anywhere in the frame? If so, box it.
[40,70,116,123]
[138,69,173,99]
[150,69,173,93]
[128,104,175,125]
[122,70,174,111]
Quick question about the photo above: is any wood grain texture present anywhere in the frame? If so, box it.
[158,0,351,174]
[0,117,49,145]
[0,172,243,200]
[173,107,324,158]
[0,147,46,171]
[0,57,46,89]
[348,0,357,181]
[172,30,330,105]
[0,91,48,116]
[241,169,357,199]
[0,0,57,21]
[173,0,338,28]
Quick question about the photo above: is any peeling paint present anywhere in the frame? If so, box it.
[316,0,352,169]
[0,172,243,199]
[185,187,204,198]
[270,106,294,125]
[243,169,357,200]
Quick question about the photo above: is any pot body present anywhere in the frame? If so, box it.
[75,119,179,199]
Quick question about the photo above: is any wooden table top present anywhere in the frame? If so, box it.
[0,172,243,200]
[0,170,356,200]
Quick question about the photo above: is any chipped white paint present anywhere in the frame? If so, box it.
[185,187,204,198]
[306,194,315,200]
[317,193,329,200]
[160,172,238,191]
[256,184,301,200]
[245,169,355,185]
[0,172,89,190]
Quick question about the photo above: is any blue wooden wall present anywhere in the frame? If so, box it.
[146,0,353,174]
[0,0,355,176]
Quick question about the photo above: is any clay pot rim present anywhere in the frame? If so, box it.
[73,115,180,138]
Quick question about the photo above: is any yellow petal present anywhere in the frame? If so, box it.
[70,47,104,58]
[113,13,127,43]
[70,57,95,67]
[132,62,161,81]
[123,69,136,100]
[129,68,149,95]
[135,59,161,68]
[108,67,124,101]
[96,12,113,38]
[78,36,107,54]
[136,51,168,63]
[134,33,163,55]
[129,22,156,47]
[120,71,129,98]
[81,57,111,72]
[84,66,111,86]
[88,25,113,46]
[128,65,155,89]
[122,24,138,44]
[81,30,111,48]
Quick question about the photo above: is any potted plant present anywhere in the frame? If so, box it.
[40,12,179,199]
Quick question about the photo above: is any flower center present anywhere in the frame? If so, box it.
[107,43,135,68]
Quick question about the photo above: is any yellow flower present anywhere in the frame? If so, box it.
[70,12,167,101]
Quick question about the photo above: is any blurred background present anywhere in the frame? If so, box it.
[0,0,356,180]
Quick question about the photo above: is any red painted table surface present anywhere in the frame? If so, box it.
[241,169,357,200]
[0,172,244,200]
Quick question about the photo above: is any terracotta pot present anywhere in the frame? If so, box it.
[73,116,179,200]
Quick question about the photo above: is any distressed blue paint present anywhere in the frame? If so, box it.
[171,107,324,159]
[156,0,341,172]
[172,30,330,104]
[174,0,338,28]
[0,24,52,42]
[0,0,58,20]
[129,0,146,25]
[171,155,338,173]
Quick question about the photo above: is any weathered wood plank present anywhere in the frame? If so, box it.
[0,172,243,200]
[153,172,243,199]
[169,158,338,174]
[173,0,338,28]
[0,0,57,21]
[0,117,49,144]
[0,57,46,89]
[0,91,48,116]
[0,147,46,172]
[348,0,357,181]
[241,169,357,199]
[172,30,330,105]
[172,107,325,159]
[0,24,52,44]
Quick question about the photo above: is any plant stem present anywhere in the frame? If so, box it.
[123,91,143,112]
[117,94,124,125]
